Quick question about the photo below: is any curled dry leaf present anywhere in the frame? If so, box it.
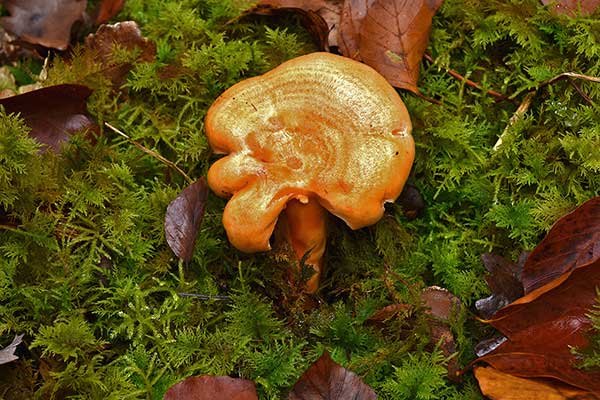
[288,352,376,400]
[1,0,87,50]
[0,334,23,365]
[164,375,258,400]
[84,21,156,86]
[251,0,342,50]
[541,0,600,16]
[339,0,444,93]
[165,178,209,263]
[0,84,97,152]
[474,366,594,400]
[522,197,600,294]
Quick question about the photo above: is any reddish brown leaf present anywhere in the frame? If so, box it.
[1,0,87,50]
[421,286,461,381]
[164,375,258,400]
[474,366,594,400]
[250,0,341,50]
[476,253,525,319]
[94,0,125,25]
[477,258,600,392]
[165,178,209,263]
[288,352,376,400]
[84,21,156,86]
[367,303,411,323]
[521,197,600,294]
[339,0,444,92]
[0,84,96,152]
[541,0,600,16]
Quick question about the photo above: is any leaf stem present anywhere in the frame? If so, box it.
[105,122,193,184]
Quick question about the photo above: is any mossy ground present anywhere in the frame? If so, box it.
[1,0,599,398]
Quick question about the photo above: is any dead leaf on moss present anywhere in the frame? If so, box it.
[339,0,444,93]
[288,352,376,400]
[84,21,156,86]
[164,375,258,400]
[1,0,87,50]
[0,334,23,365]
[165,178,209,263]
[0,84,97,152]
[541,0,600,16]
[475,253,524,319]
[250,0,340,50]
[473,198,600,394]
[474,366,595,400]
[521,197,600,294]
[93,0,125,25]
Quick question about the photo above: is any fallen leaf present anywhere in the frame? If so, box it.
[421,286,461,381]
[541,0,600,16]
[475,253,524,319]
[84,21,156,86]
[250,0,341,50]
[288,352,376,400]
[474,366,595,400]
[94,0,126,25]
[0,334,23,365]
[1,0,87,50]
[0,84,97,152]
[164,375,258,400]
[338,0,444,92]
[477,258,600,391]
[367,303,411,323]
[165,178,209,263]
[521,197,600,294]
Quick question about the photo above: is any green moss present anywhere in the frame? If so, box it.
[1,0,600,398]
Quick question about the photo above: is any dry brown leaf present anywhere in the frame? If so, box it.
[94,0,125,24]
[0,84,97,152]
[258,0,342,48]
[1,0,87,50]
[521,197,600,294]
[164,375,258,400]
[339,0,444,93]
[475,253,525,319]
[84,21,156,86]
[164,178,209,263]
[474,366,597,400]
[288,352,376,400]
[541,0,600,16]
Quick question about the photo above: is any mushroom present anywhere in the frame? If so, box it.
[205,52,414,292]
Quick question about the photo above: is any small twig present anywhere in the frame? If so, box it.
[412,90,442,105]
[569,79,594,106]
[177,292,231,301]
[105,122,193,184]
[544,71,600,86]
[493,91,536,151]
[423,53,511,103]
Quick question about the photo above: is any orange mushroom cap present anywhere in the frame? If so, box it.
[205,52,414,255]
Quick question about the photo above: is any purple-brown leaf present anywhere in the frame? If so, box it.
[164,375,258,400]
[1,0,87,50]
[521,197,600,294]
[475,253,525,319]
[0,84,96,152]
[165,178,209,263]
[288,352,376,400]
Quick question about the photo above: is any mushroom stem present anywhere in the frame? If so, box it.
[279,198,327,293]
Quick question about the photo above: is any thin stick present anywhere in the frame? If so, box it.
[492,91,536,151]
[423,53,511,102]
[105,122,193,184]
[569,80,594,106]
[545,71,600,85]
[177,292,231,301]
